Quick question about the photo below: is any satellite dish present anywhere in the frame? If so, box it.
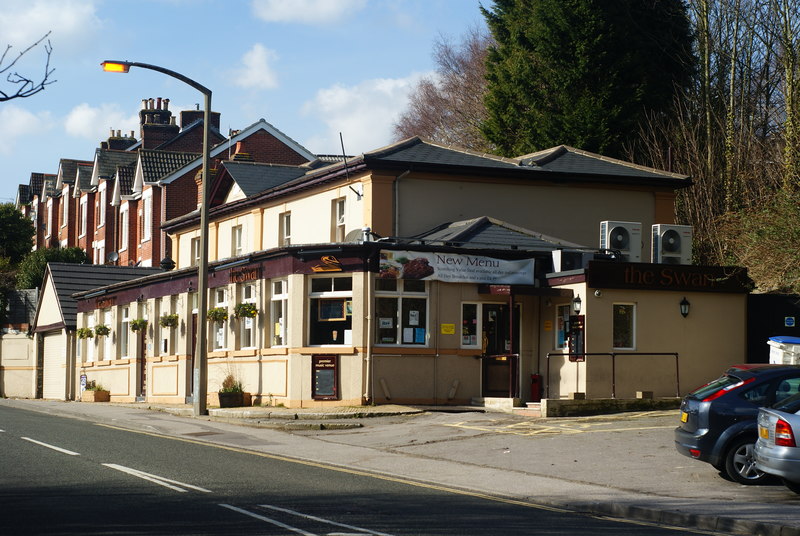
[609,226,630,249]
[662,229,681,253]
[107,251,119,264]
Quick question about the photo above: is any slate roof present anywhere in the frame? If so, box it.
[95,149,138,182]
[364,138,520,171]
[221,161,307,197]
[153,118,224,151]
[117,164,136,196]
[39,263,162,330]
[4,289,38,325]
[75,164,94,193]
[138,149,200,183]
[16,184,30,206]
[42,176,57,198]
[406,216,586,251]
[29,173,47,200]
[58,158,92,185]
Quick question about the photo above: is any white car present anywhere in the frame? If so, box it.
[754,391,800,494]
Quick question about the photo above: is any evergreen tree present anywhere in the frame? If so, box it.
[481,0,695,158]
[0,203,35,265]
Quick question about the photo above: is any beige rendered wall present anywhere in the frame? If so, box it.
[545,282,747,399]
[0,332,37,398]
[396,175,665,251]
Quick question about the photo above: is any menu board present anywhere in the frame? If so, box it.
[312,354,338,400]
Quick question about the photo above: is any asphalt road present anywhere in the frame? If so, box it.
[0,404,726,535]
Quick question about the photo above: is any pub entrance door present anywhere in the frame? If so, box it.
[481,303,521,398]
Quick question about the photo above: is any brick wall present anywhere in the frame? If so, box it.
[236,130,310,165]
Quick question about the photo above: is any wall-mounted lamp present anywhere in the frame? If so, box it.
[572,295,582,315]
[680,297,690,318]
[594,289,602,297]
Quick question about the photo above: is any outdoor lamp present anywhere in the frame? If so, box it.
[680,297,690,318]
[572,295,582,315]
[102,59,212,417]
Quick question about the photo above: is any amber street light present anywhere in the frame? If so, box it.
[102,60,211,417]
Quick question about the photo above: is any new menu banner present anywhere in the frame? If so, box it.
[379,250,535,285]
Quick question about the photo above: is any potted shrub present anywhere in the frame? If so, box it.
[94,324,111,337]
[159,313,179,328]
[207,307,229,323]
[81,381,110,402]
[76,327,94,339]
[218,374,244,407]
[130,318,148,333]
[233,302,258,319]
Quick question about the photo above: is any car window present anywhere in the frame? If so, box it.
[774,391,800,413]
[739,381,771,406]
[774,378,800,405]
[689,374,742,400]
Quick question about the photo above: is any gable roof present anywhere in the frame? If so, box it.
[91,148,139,188]
[158,118,317,185]
[56,158,92,189]
[35,263,162,331]
[16,184,30,207]
[211,161,307,204]
[74,164,94,196]
[153,117,225,151]
[406,216,586,251]
[29,173,48,201]
[132,149,200,196]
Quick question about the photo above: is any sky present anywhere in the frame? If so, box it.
[0,0,488,203]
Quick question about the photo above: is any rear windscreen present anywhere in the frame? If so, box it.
[688,374,742,400]
[773,392,800,413]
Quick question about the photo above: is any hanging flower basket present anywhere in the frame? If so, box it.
[130,318,148,332]
[207,307,229,323]
[233,302,258,319]
[159,313,179,328]
[94,324,111,337]
[76,327,94,339]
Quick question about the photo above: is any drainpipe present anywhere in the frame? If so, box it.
[364,252,374,404]
[393,170,411,237]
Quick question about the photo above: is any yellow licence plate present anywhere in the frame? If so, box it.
[760,426,770,439]
[680,411,688,423]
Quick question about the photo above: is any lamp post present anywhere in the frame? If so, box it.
[101,60,211,416]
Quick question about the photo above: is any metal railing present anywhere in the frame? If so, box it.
[544,352,680,399]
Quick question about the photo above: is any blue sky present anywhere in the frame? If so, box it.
[0,0,488,203]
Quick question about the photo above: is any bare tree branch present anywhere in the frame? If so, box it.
[0,31,55,102]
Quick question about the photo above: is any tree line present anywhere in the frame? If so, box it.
[395,0,800,294]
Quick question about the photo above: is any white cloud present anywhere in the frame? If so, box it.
[0,0,101,50]
[231,44,279,90]
[64,103,138,141]
[301,72,427,154]
[251,0,367,25]
[0,105,52,154]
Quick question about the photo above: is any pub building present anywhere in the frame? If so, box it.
[62,139,751,409]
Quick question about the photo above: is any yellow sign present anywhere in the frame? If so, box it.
[311,255,343,272]
[440,323,456,335]
[543,320,553,331]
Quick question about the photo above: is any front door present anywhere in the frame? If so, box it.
[481,303,521,398]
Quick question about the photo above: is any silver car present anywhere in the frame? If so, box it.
[754,391,800,494]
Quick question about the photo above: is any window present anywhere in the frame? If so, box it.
[375,279,428,345]
[613,303,636,350]
[119,306,130,358]
[86,315,95,363]
[239,283,257,349]
[555,304,571,349]
[119,205,129,251]
[79,197,87,237]
[331,198,345,242]
[309,276,352,345]
[191,237,201,267]
[213,288,228,351]
[94,240,105,266]
[271,279,288,346]
[461,302,521,355]
[98,187,106,227]
[142,192,152,241]
[103,309,113,359]
[279,211,291,246]
[159,297,176,355]
[61,187,68,227]
[232,225,244,257]
[46,200,52,237]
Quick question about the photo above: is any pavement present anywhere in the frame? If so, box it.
[3,398,800,536]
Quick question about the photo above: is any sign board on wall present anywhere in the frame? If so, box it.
[379,251,534,285]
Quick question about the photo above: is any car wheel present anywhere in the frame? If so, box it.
[783,478,800,494]
[724,437,769,485]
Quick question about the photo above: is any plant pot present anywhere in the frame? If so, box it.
[218,391,244,408]
[82,390,110,402]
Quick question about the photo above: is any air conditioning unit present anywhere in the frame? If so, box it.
[652,224,692,264]
[551,250,597,272]
[600,221,642,262]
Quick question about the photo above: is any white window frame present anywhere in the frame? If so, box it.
[270,279,288,347]
[308,275,352,346]
[103,309,113,359]
[232,224,244,257]
[142,190,152,242]
[212,288,228,351]
[332,198,345,242]
[119,306,130,358]
[279,211,291,246]
[86,315,95,363]
[98,185,106,228]
[60,186,69,228]
[159,296,176,355]
[612,302,637,350]
[79,196,87,238]
[46,199,52,237]
[238,282,257,349]
[191,237,201,267]
[119,204,129,251]
[375,279,428,346]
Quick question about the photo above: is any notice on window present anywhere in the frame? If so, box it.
[415,328,426,344]
[379,317,393,329]
[409,310,419,326]
[403,328,414,343]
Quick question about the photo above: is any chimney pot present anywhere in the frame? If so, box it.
[130,130,135,138]
[116,129,121,137]
[141,99,147,110]
[156,97,162,109]
[148,98,155,110]
[163,98,170,111]
[109,128,114,137]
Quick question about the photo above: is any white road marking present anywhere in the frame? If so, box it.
[219,504,317,535]
[102,463,212,493]
[21,437,80,456]
[258,504,395,536]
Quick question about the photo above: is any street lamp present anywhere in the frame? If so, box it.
[102,60,211,416]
